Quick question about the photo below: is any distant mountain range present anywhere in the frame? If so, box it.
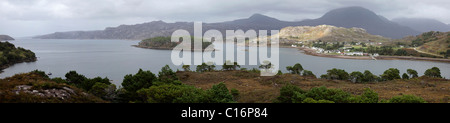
[0,35,14,41]
[35,6,448,40]
[392,18,450,32]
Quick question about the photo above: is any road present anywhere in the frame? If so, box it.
[413,47,444,58]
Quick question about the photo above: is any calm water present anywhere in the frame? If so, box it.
[1,39,449,86]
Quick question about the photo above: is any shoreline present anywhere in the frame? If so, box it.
[0,58,37,73]
[297,47,450,63]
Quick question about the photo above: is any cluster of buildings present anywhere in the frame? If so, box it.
[306,46,379,57]
[289,41,383,57]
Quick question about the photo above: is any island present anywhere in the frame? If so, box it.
[134,36,214,51]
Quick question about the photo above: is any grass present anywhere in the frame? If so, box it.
[177,70,449,103]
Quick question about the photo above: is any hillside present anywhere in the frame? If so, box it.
[275,25,391,43]
[401,31,450,57]
[414,31,450,57]
[34,6,418,40]
[1,68,448,103]
[0,71,106,103]
[0,35,14,41]
[0,42,36,72]
[178,70,449,103]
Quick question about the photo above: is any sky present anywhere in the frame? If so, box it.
[1,0,450,37]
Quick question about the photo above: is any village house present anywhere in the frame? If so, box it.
[373,53,379,57]
[344,52,364,56]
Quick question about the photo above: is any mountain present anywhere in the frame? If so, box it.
[392,18,450,32]
[34,6,421,40]
[297,6,420,39]
[35,21,194,40]
[0,35,14,41]
[275,25,390,42]
[221,13,293,28]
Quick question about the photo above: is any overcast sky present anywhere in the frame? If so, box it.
[1,0,450,37]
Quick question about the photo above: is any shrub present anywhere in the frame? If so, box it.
[407,69,418,78]
[388,95,427,103]
[182,65,190,71]
[222,60,240,70]
[276,70,283,75]
[380,68,401,81]
[121,69,157,101]
[321,68,349,80]
[89,82,117,101]
[286,63,303,74]
[350,71,364,83]
[230,88,240,101]
[402,73,409,79]
[303,86,351,103]
[30,70,49,79]
[259,61,273,69]
[158,65,180,84]
[424,67,442,78]
[363,70,379,82]
[301,98,334,103]
[137,84,201,103]
[51,77,67,84]
[302,70,315,77]
[350,88,379,103]
[279,86,382,103]
[196,62,216,72]
[275,84,306,103]
[65,71,87,85]
[204,82,235,103]
[80,76,110,91]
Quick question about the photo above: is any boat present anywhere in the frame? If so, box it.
[47,67,52,75]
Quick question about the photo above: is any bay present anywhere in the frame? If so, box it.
[1,39,448,86]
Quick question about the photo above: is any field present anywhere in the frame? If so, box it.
[178,70,450,103]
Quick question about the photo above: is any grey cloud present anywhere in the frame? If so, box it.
[0,0,449,37]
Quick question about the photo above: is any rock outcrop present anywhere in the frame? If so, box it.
[0,72,106,103]
[275,25,390,42]
[13,85,79,100]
